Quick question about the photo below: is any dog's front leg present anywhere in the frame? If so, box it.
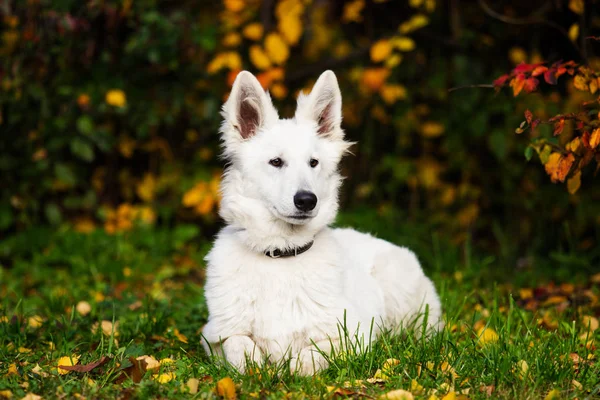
[222,335,263,373]
[290,338,339,376]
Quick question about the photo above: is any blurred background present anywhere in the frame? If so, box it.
[1,0,599,275]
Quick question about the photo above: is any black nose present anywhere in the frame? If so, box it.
[294,191,317,212]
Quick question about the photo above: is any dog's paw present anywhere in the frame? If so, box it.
[222,336,262,373]
[290,348,328,376]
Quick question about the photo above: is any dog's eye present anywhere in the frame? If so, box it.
[269,158,283,168]
[309,159,319,168]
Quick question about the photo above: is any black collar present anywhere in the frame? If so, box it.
[264,241,314,258]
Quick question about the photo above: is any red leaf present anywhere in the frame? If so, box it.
[523,78,539,93]
[524,109,533,124]
[531,66,548,77]
[513,63,540,74]
[555,67,567,78]
[58,356,109,373]
[544,69,557,85]
[553,119,565,136]
[493,74,510,88]
[582,131,591,148]
[576,121,585,130]
[532,119,541,129]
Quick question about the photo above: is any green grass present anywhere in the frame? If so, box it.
[0,215,599,399]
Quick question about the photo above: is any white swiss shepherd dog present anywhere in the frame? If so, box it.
[202,70,443,375]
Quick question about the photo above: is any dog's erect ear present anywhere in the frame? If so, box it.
[296,70,343,139]
[223,71,277,140]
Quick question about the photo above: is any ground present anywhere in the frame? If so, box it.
[0,213,599,399]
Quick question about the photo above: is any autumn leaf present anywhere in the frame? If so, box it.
[57,354,81,375]
[421,121,445,138]
[380,84,407,104]
[343,0,365,23]
[544,69,557,85]
[76,301,91,316]
[216,377,236,399]
[567,170,581,194]
[105,89,127,107]
[569,24,579,42]
[573,75,589,91]
[582,315,599,331]
[569,0,584,15]
[371,39,393,63]
[379,389,414,399]
[278,15,302,45]
[524,109,533,124]
[361,68,390,92]
[249,45,271,70]
[399,14,429,34]
[242,23,263,41]
[493,74,509,88]
[477,326,499,346]
[544,389,561,400]
[553,119,565,136]
[510,74,526,96]
[392,36,416,51]
[264,33,289,65]
[58,356,109,373]
[589,128,600,149]
[531,66,548,77]
[545,152,575,183]
[155,372,176,384]
[222,32,241,47]
[223,0,244,12]
[136,173,156,202]
[523,77,538,93]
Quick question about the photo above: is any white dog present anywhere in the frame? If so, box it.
[201,70,442,375]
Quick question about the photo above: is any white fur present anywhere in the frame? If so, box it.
[202,70,442,375]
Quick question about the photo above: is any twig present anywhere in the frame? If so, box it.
[448,84,494,92]
[477,0,586,62]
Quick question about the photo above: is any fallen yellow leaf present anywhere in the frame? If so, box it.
[76,301,91,316]
[136,355,160,371]
[477,327,499,346]
[0,390,12,399]
[155,372,175,384]
[28,316,43,329]
[441,392,456,400]
[544,389,561,400]
[582,315,599,331]
[187,378,200,394]
[379,389,414,400]
[6,363,18,376]
[216,377,236,399]
[20,394,41,400]
[57,355,80,375]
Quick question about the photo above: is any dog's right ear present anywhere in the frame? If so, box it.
[221,71,277,141]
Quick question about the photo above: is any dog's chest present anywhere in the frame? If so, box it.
[244,256,345,355]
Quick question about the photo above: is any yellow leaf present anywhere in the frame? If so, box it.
[574,75,589,91]
[156,372,176,384]
[270,83,287,99]
[410,379,424,394]
[343,0,365,23]
[173,328,189,344]
[243,23,263,41]
[380,84,407,104]
[136,173,156,202]
[20,394,42,400]
[371,39,393,62]
[399,14,429,34]
[515,360,529,380]
[105,89,127,107]
[477,326,499,346]
[590,78,598,94]
[57,355,80,375]
[582,315,599,331]
[590,128,600,149]
[0,390,12,398]
[567,170,581,195]
[568,24,579,42]
[75,301,91,317]
[544,389,561,400]
[275,0,304,18]
[223,0,244,12]
[6,363,18,376]
[409,0,423,7]
[441,392,456,400]
[249,45,272,70]
[264,33,289,65]
[222,32,242,47]
[385,53,403,68]
[545,152,575,183]
[566,137,581,153]
[509,47,527,65]
[136,355,160,371]
[216,377,236,399]
[278,15,303,45]
[183,182,207,207]
[421,121,445,137]
[569,0,584,14]
[379,389,414,400]
[160,358,175,365]
[187,378,200,394]
[28,316,43,329]
[93,320,119,337]
[207,52,242,74]
[392,36,416,51]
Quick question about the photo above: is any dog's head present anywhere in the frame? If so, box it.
[218,70,351,248]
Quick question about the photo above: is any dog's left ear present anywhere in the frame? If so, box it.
[296,70,343,140]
